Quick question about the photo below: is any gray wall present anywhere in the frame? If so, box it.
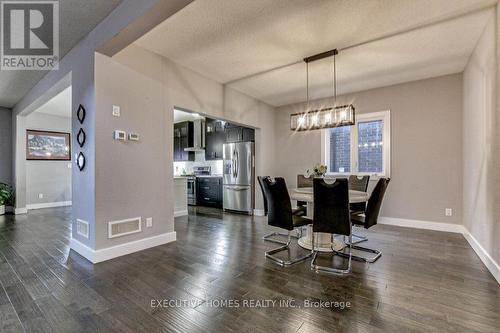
[94,52,169,249]
[462,12,500,264]
[12,0,193,250]
[25,113,72,206]
[92,45,276,249]
[275,74,463,224]
[0,108,12,185]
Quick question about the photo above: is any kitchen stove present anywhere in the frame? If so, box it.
[187,166,211,205]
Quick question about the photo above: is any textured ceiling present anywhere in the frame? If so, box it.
[136,0,496,106]
[33,86,71,118]
[0,0,123,108]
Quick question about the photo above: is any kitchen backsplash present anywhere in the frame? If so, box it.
[174,151,223,176]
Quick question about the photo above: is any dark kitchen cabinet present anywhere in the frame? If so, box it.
[224,123,255,143]
[196,177,222,208]
[205,118,225,160]
[173,122,195,161]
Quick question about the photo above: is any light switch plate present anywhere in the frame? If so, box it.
[114,130,126,141]
[146,217,153,228]
[128,133,139,141]
[38,193,43,199]
[445,208,453,217]
[112,105,120,117]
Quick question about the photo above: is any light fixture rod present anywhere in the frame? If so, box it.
[333,53,337,104]
[303,48,338,63]
[306,62,309,106]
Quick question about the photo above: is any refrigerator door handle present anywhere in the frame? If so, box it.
[235,150,239,178]
[226,186,248,191]
[232,150,236,178]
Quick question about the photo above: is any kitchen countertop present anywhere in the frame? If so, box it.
[195,175,223,178]
[173,175,223,178]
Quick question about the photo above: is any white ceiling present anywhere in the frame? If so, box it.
[0,0,123,108]
[135,0,497,107]
[33,87,71,118]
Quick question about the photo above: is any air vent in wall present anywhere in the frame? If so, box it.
[76,219,89,239]
[108,217,142,239]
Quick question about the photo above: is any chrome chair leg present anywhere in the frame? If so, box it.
[263,228,301,245]
[265,230,313,266]
[351,245,381,263]
[311,233,352,274]
[335,244,382,263]
[350,233,368,245]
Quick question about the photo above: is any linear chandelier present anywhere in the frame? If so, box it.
[290,48,355,131]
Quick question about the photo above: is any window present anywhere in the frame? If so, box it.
[323,111,390,177]
[329,126,351,173]
[358,120,383,173]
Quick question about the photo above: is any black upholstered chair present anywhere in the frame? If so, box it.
[348,175,370,244]
[296,174,313,215]
[348,178,390,263]
[349,175,370,213]
[258,176,313,266]
[258,176,305,245]
[311,178,352,274]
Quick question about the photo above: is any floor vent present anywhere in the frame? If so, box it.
[76,219,89,239]
[108,217,142,239]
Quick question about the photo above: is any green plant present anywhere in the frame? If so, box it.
[0,183,14,206]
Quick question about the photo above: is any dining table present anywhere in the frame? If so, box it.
[290,187,370,252]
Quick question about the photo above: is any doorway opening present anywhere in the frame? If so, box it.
[172,107,256,219]
[13,72,72,215]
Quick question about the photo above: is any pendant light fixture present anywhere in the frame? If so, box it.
[290,48,355,131]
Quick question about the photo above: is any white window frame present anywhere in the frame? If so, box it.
[321,110,391,178]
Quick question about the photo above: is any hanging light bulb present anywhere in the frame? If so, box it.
[311,113,319,126]
[324,112,332,124]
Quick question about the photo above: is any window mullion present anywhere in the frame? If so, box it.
[352,124,358,173]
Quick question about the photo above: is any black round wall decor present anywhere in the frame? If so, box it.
[77,128,86,148]
[77,152,86,171]
[77,104,86,124]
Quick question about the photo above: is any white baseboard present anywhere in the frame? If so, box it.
[69,238,97,262]
[27,201,72,210]
[15,207,28,215]
[379,217,465,233]
[174,210,188,217]
[70,231,176,264]
[253,209,265,216]
[462,229,500,284]
[378,216,499,285]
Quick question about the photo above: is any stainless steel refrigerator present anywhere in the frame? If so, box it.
[223,142,255,214]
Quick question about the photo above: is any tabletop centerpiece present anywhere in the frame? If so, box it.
[307,163,328,178]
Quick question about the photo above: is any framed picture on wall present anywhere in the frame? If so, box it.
[26,130,71,161]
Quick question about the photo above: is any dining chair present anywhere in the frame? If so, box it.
[296,174,313,215]
[348,175,370,213]
[347,178,390,263]
[258,176,305,245]
[311,178,352,274]
[348,175,370,245]
[259,176,313,266]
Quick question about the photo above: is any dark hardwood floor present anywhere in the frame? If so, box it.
[0,206,499,332]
